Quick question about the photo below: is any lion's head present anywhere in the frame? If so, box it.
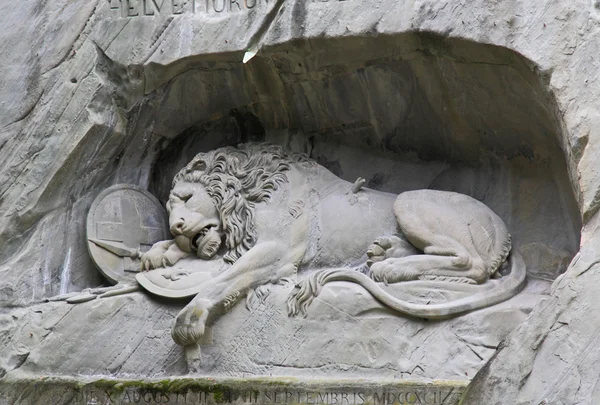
[168,143,308,264]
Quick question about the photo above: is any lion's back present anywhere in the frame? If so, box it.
[287,163,399,270]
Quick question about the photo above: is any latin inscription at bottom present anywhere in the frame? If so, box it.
[28,386,463,405]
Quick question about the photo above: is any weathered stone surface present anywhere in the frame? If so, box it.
[131,143,532,359]
[0,294,187,379]
[196,279,548,380]
[0,0,582,307]
[0,0,599,402]
[461,232,600,405]
[0,279,547,381]
[0,375,467,405]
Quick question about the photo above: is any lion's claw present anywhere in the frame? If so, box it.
[140,249,170,271]
[140,242,183,271]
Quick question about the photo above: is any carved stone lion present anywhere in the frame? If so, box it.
[139,143,526,348]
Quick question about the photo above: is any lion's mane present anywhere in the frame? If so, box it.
[173,143,309,264]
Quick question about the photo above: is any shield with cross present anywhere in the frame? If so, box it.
[87,184,170,284]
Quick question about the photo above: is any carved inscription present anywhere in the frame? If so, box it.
[27,386,463,405]
[108,0,272,17]
[108,0,351,17]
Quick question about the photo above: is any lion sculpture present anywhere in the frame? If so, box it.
[139,143,526,349]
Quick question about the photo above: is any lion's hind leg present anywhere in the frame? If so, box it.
[370,234,487,284]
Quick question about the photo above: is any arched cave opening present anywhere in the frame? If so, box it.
[145,33,581,282]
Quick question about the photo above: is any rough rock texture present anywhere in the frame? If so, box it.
[0,294,187,379]
[0,279,548,380]
[0,0,599,402]
[198,280,551,380]
[0,0,583,308]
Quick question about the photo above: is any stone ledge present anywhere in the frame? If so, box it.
[0,374,468,405]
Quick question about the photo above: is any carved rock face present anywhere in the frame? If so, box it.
[167,182,223,260]
[0,1,596,403]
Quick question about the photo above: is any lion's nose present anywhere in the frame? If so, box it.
[170,218,185,235]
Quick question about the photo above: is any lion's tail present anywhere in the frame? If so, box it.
[287,250,527,319]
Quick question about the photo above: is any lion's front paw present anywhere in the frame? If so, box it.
[171,300,211,347]
[140,248,173,271]
[367,235,419,267]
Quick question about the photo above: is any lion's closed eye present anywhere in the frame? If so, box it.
[172,194,191,203]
